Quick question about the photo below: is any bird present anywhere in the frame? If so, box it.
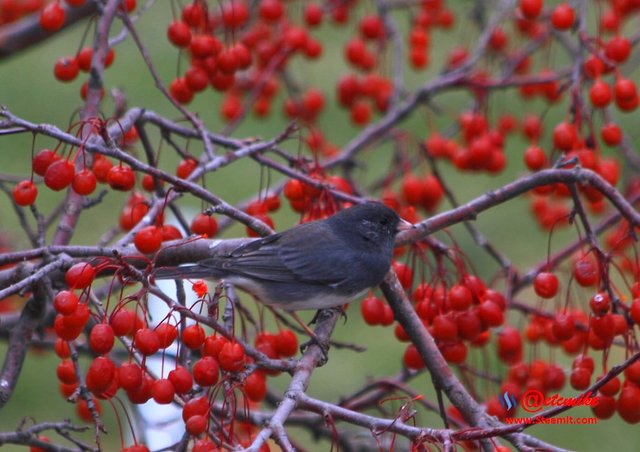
[154,202,412,312]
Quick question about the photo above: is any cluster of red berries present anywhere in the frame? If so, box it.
[359,273,507,371]
[13,137,137,208]
[510,259,640,422]
[51,255,297,449]
[40,1,135,99]
[282,172,353,220]
[424,110,512,174]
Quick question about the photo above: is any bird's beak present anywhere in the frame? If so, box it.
[396,218,414,232]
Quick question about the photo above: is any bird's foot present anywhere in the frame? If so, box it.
[300,334,330,366]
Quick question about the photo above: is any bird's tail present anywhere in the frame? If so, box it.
[153,265,216,281]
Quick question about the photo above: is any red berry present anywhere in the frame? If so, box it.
[182,324,206,349]
[421,175,444,210]
[432,315,458,341]
[284,26,308,51]
[89,323,115,354]
[176,158,198,179]
[107,165,135,191]
[191,213,218,237]
[12,180,38,206]
[523,145,547,171]
[552,122,577,151]
[449,284,473,311]
[605,36,631,64]
[259,0,283,21]
[76,47,93,71]
[403,344,425,370]
[40,1,65,32]
[151,378,175,404]
[522,114,542,140]
[86,356,116,394]
[551,313,575,341]
[122,445,149,452]
[54,56,79,82]
[441,340,468,364]
[589,292,611,316]
[193,356,220,386]
[573,354,594,372]
[573,256,599,286]
[614,78,637,104]
[54,338,71,359]
[592,395,616,420]
[304,2,323,26]
[203,335,227,358]
[155,323,178,348]
[57,360,77,384]
[601,123,622,146]
[185,414,207,436]
[184,66,209,92]
[478,300,504,327]
[44,159,74,191]
[591,314,614,344]
[519,0,542,19]
[359,14,384,40]
[350,100,371,126]
[218,341,245,372]
[570,366,591,390]
[244,371,266,402]
[109,309,134,336]
[92,156,113,182]
[182,396,209,422]
[221,0,248,28]
[360,296,385,326]
[457,310,482,341]
[551,3,574,30]
[72,169,97,195]
[598,375,621,397]
[497,326,523,364]
[134,226,163,254]
[583,55,605,79]
[589,79,612,108]
[134,328,160,356]
[274,329,298,357]
[625,361,640,385]
[167,21,191,47]
[118,362,142,391]
[33,149,59,176]
[617,386,640,423]
[533,272,559,298]
[168,366,193,394]
[65,262,95,289]
[126,373,153,404]
[54,290,79,315]
[170,77,194,104]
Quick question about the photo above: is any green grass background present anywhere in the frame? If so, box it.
[1,2,640,451]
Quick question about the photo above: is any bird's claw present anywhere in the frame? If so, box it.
[300,333,330,365]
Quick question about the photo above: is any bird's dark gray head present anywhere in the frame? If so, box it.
[327,203,403,251]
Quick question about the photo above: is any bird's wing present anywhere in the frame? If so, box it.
[198,222,351,286]
[276,222,357,287]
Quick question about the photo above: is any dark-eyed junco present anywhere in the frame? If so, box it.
[155,202,411,311]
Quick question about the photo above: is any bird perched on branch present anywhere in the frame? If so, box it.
[154,202,412,312]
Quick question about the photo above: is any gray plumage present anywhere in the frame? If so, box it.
[155,203,405,311]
